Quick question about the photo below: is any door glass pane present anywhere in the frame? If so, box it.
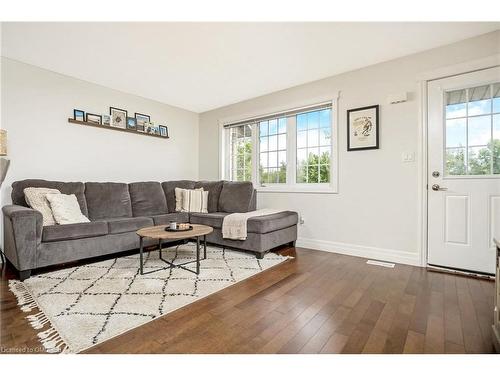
[494,114,500,173]
[446,148,466,175]
[493,83,500,113]
[468,146,490,175]
[468,85,491,116]
[444,83,499,176]
[446,89,467,119]
[446,119,466,148]
[468,116,490,146]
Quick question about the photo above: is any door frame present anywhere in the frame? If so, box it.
[418,54,500,267]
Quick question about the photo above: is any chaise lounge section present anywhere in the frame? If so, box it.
[3,179,298,280]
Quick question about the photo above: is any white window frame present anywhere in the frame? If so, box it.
[219,96,339,194]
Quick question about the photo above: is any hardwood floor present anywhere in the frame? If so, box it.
[0,247,496,354]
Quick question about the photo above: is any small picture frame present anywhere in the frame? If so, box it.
[86,113,102,125]
[126,117,137,130]
[73,109,85,122]
[135,113,151,127]
[110,107,127,129]
[102,114,111,126]
[136,124,145,133]
[159,125,168,137]
[347,105,379,151]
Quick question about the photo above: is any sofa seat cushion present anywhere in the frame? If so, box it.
[246,211,298,234]
[42,221,108,242]
[105,216,153,234]
[189,212,229,229]
[151,212,190,226]
[189,211,298,234]
[129,182,168,216]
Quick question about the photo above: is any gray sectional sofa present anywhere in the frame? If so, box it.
[3,179,298,280]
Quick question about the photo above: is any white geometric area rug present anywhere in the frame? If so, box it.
[9,243,289,353]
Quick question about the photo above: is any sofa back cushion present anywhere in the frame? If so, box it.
[85,182,132,220]
[129,182,168,217]
[218,181,255,213]
[161,180,196,213]
[194,181,224,213]
[12,179,88,216]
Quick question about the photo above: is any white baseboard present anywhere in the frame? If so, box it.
[295,237,422,267]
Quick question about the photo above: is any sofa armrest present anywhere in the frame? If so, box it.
[2,205,42,271]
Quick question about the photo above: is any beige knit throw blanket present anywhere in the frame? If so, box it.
[222,208,283,240]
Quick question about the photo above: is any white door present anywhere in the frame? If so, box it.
[428,67,500,275]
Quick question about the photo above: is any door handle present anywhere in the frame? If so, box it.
[431,184,448,191]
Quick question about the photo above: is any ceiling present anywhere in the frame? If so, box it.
[2,22,499,113]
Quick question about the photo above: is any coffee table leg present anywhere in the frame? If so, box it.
[159,238,162,260]
[196,236,200,274]
[139,236,144,275]
[204,235,207,259]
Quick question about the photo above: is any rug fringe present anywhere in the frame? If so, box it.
[8,280,70,354]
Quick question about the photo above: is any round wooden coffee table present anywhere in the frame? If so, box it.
[136,224,213,275]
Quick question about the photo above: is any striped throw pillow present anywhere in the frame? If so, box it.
[180,189,209,213]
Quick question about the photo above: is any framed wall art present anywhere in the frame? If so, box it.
[110,107,127,129]
[86,113,102,125]
[73,109,85,121]
[347,105,379,151]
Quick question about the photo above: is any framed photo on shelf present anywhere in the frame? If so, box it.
[136,124,145,133]
[126,117,137,130]
[159,125,168,137]
[86,113,102,125]
[102,114,111,126]
[73,109,85,121]
[347,105,379,151]
[110,107,127,129]
[135,113,150,127]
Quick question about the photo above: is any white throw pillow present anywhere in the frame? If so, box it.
[46,193,90,225]
[23,187,61,226]
[175,187,203,212]
[180,189,209,213]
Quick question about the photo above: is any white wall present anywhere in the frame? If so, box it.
[198,30,500,266]
[1,57,199,211]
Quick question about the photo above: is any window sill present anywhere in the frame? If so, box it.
[256,186,338,194]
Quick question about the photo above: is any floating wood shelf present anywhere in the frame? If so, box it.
[68,119,169,139]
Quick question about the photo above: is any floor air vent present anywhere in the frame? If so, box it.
[366,260,395,268]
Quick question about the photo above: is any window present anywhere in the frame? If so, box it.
[259,118,287,183]
[223,101,336,192]
[296,109,331,183]
[228,124,252,181]
[445,83,500,176]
